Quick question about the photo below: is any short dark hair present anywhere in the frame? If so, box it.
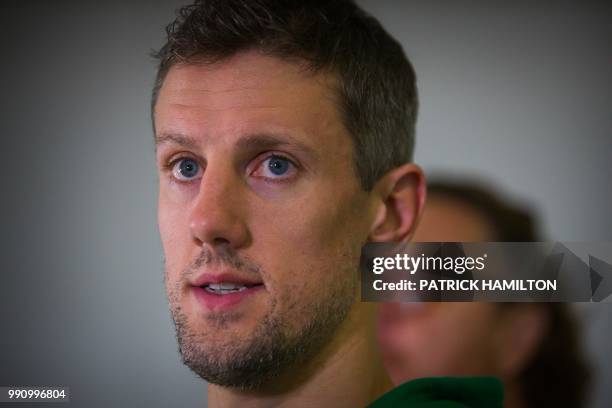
[428,180,592,408]
[152,0,418,190]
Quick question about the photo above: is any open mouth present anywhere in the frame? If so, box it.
[202,282,263,295]
[191,273,265,309]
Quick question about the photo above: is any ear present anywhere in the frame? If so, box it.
[495,305,550,377]
[368,163,426,243]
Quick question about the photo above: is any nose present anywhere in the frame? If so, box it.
[189,163,250,249]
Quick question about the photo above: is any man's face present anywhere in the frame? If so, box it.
[154,51,374,388]
[378,195,504,383]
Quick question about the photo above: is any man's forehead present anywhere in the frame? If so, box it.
[153,52,349,156]
[157,51,333,104]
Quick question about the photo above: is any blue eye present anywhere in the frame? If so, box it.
[267,156,290,176]
[173,158,200,180]
[251,154,296,180]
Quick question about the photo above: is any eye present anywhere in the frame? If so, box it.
[267,156,290,175]
[252,155,296,180]
[171,158,202,181]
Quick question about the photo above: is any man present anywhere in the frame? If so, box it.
[152,1,502,406]
[378,181,591,408]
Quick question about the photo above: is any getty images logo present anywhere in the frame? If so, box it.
[372,253,488,275]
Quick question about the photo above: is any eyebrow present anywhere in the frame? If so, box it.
[155,133,199,150]
[155,132,317,160]
[235,133,317,159]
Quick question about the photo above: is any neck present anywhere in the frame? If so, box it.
[208,302,392,408]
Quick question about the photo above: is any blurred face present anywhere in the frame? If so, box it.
[407,195,496,242]
[378,195,504,383]
[154,52,374,388]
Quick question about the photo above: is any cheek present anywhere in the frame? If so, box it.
[256,193,365,277]
[249,189,367,317]
[158,189,193,273]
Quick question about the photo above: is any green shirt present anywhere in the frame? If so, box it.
[368,377,504,408]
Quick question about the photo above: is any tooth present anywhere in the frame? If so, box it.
[208,283,246,290]
[204,282,250,295]
[220,283,243,290]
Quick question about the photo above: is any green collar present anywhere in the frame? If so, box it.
[368,376,504,408]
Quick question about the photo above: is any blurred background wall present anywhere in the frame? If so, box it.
[1,1,610,407]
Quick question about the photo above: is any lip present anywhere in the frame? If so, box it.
[189,271,265,311]
[192,285,265,311]
[190,272,263,287]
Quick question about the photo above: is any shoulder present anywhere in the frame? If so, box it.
[368,376,504,408]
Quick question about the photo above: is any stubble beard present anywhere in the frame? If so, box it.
[166,249,357,390]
